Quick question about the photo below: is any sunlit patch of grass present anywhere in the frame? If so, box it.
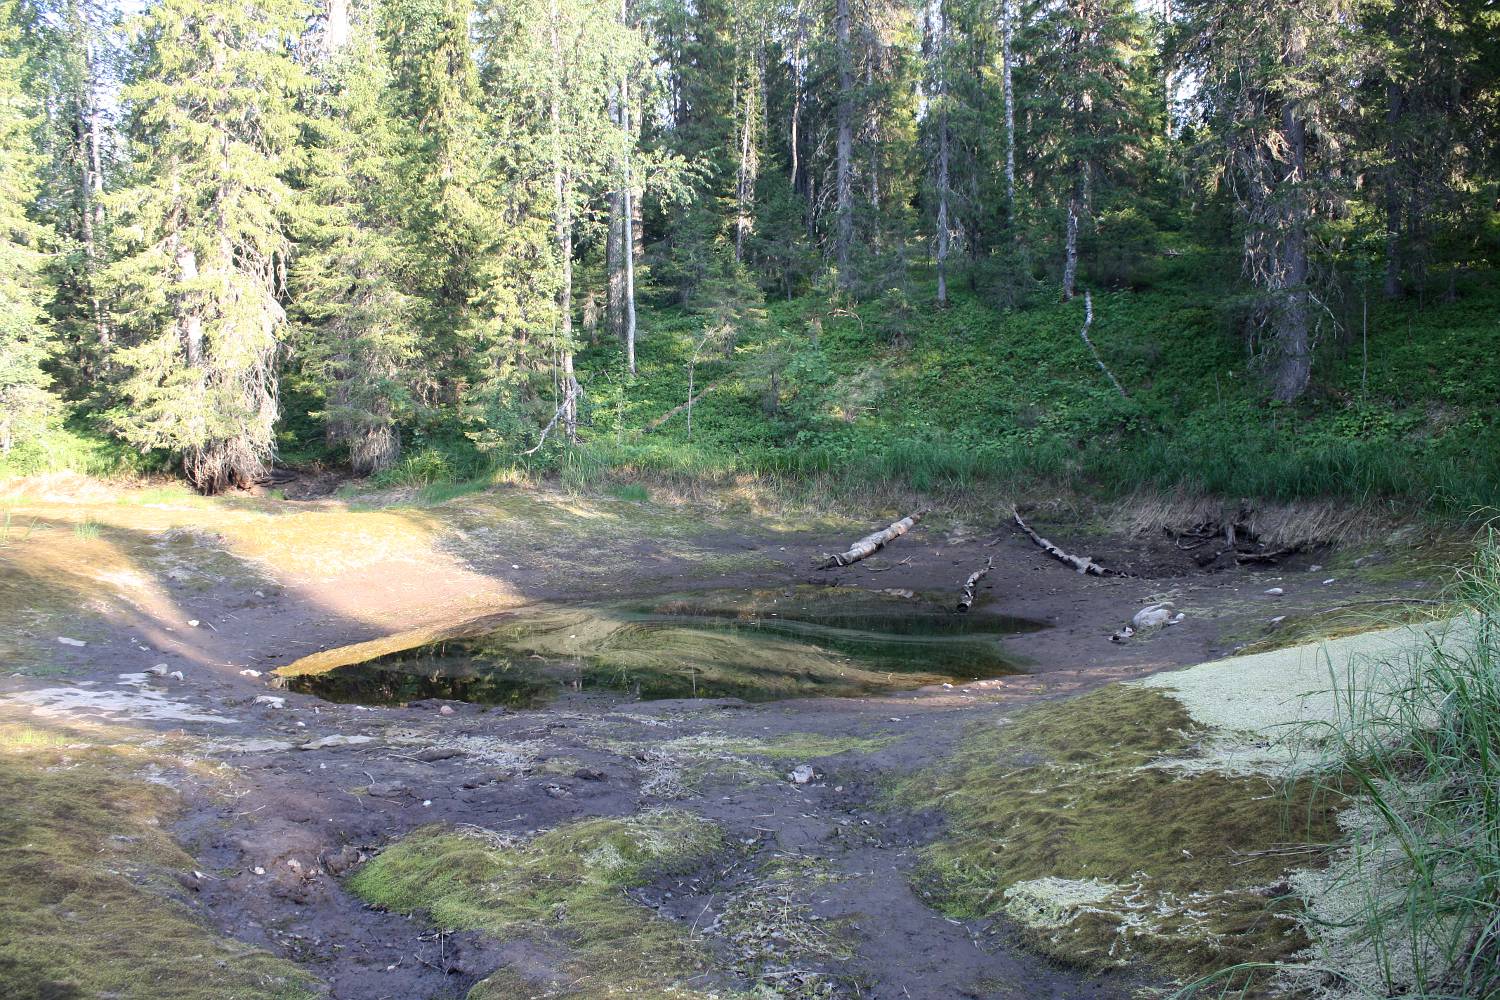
[348,812,729,998]
[0,729,317,999]
[899,686,1345,986]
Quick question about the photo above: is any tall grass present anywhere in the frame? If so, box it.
[1297,538,1500,999]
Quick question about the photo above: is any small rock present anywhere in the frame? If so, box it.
[1309,564,1323,573]
[252,866,266,876]
[573,767,606,781]
[240,669,263,678]
[174,871,201,892]
[415,747,463,763]
[461,771,507,789]
[322,846,361,875]
[366,781,408,798]
[1270,616,1286,625]
[56,637,87,648]
[1264,587,1285,596]
[1109,625,1135,643]
[148,664,169,676]
[421,799,432,807]
[254,695,286,709]
[1132,604,1185,629]
[544,783,571,798]
[187,619,200,628]
[1323,578,1337,585]
[300,734,373,750]
[439,705,455,716]
[789,764,816,785]
[168,671,184,681]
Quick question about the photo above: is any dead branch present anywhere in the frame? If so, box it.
[816,510,928,570]
[1079,291,1127,398]
[956,557,993,612]
[523,381,581,456]
[1012,508,1123,577]
[645,380,722,432]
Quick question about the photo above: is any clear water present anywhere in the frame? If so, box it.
[284,588,1045,707]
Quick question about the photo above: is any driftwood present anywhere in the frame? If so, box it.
[645,380,721,432]
[1013,509,1122,577]
[956,557,993,612]
[817,510,928,570]
[1164,507,1320,569]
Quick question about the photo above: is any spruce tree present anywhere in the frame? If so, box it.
[105,0,309,492]
[0,0,59,456]
[292,0,416,475]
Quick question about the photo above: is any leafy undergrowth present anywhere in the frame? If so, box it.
[557,265,1500,511]
[900,686,1346,989]
[0,725,316,999]
[349,812,732,998]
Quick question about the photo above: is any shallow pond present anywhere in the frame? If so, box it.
[281,588,1044,707]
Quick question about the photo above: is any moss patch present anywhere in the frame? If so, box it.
[348,812,732,998]
[0,734,316,999]
[900,686,1345,983]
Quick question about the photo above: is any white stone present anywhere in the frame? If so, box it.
[789,764,816,784]
[56,637,87,647]
[254,695,285,709]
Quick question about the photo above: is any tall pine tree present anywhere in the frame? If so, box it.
[106,0,310,491]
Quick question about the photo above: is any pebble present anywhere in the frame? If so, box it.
[1323,578,1337,585]
[254,695,286,709]
[1264,587,1285,596]
[56,637,87,647]
[253,866,266,876]
[439,705,455,716]
[168,671,184,681]
[187,619,200,628]
[240,669,263,678]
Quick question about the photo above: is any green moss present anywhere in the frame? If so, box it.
[0,740,316,1000]
[900,686,1345,984]
[348,812,733,998]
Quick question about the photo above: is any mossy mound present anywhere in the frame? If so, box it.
[0,732,316,999]
[348,812,733,998]
[901,686,1345,985]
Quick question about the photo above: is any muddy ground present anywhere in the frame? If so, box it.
[0,477,1455,999]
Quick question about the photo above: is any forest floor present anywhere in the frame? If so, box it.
[0,472,1470,1000]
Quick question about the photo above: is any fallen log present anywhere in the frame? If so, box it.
[1012,509,1122,577]
[955,557,993,612]
[817,510,928,570]
[645,381,722,432]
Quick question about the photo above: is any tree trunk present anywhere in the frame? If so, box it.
[325,0,350,52]
[934,0,950,306]
[1062,173,1081,301]
[1001,0,1015,221]
[621,71,637,374]
[1382,77,1404,300]
[1272,99,1311,402]
[734,46,758,263]
[834,0,853,284]
[549,0,578,439]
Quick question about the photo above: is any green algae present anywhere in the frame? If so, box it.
[0,733,316,1000]
[900,686,1346,984]
[348,812,734,999]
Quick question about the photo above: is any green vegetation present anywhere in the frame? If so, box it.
[899,686,1346,985]
[0,727,316,999]
[348,812,729,998]
[1285,540,1500,999]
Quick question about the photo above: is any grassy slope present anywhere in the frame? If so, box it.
[571,257,1500,509]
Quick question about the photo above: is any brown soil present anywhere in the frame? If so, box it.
[0,478,1445,1000]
